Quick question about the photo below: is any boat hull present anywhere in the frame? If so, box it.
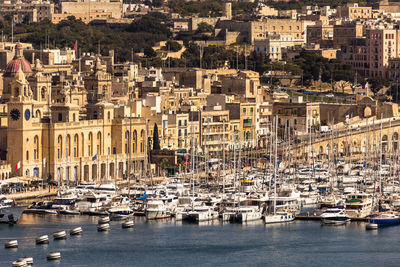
[369,218,400,227]
[0,206,25,224]
[265,214,295,224]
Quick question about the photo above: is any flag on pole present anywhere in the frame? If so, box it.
[73,40,77,51]
[92,154,97,161]
[15,161,21,170]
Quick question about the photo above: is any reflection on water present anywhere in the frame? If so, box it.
[1,214,400,266]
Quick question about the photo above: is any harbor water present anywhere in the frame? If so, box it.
[1,214,400,266]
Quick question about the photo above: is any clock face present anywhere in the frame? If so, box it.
[25,109,30,121]
[10,109,20,121]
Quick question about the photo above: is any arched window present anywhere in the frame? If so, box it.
[74,134,79,158]
[66,135,71,158]
[35,110,41,119]
[34,135,39,160]
[88,132,93,156]
[57,135,63,159]
[26,150,29,161]
[97,132,102,155]
[107,111,111,120]
[41,87,46,99]
[15,87,19,96]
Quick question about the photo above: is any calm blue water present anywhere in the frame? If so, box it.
[0,214,399,266]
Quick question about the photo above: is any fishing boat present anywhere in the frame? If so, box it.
[320,207,350,225]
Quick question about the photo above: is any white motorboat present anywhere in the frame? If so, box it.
[320,207,350,225]
[223,206,262,223]
[186,205,219,222]
[0,205,25,224]
[345,193,373,218]
[145,200,171,220]
[264,211,295,224]
[109,206,134,220]
[51,194,77,211]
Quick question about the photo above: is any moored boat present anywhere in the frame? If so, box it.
[320,207,350,225]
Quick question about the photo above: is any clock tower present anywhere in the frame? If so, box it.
[7,68,39,177]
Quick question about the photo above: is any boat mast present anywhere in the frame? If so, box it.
[223,119,225,195]
[191,118,195,198]
[273,115,278,215]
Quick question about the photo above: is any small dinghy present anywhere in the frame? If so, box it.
[5,240,18,248]
[36,235,49,244]
[53,230,67,240]
[47,252,61,261]
[97,223,110,232]
[122,220,134,229]
[70,227,83,236]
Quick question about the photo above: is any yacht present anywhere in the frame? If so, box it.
[264,211,296,224]
[185,205,219,222]
[0,199,24,224]
[145,200,171,220]
[345,193,373,218]
[368,213,400,228]
[223,206,262,223]
[75,192,111,213]
[108,206,134,220]
[320,207,350,225]
[51,194,77,211]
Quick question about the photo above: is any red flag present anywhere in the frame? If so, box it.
[15,161,20,170]
[73,40,77,51]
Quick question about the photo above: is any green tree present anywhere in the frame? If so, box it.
[166,40,182,52]
[196,22,214,33]
[153,123,160,150]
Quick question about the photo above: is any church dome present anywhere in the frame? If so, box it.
[5,43,32,76]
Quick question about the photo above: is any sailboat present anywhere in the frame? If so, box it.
[366,117,400,229]
[264,116,295,224]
